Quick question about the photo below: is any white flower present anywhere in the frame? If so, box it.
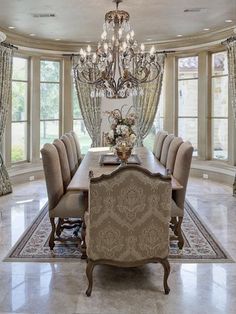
[129,133,136,143]
[108,130,114,139]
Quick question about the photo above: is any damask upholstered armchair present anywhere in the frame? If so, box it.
[84,165,172,296]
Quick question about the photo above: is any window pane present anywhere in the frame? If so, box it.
[11,122,27,162]
[212,119,228,160]
[212,76,228,117]
[40,60,60,82]
[178,118,198,155]
[12,57,28,81]
[40,83,59,119]
[73,120,91,154]
[73,85,82,119]
[12,81,28,121]
[178,57,198,79]
[178,80,198,116]
[40,120,59,148]
[212,52,228,76]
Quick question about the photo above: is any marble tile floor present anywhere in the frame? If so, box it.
[0,177,236,314]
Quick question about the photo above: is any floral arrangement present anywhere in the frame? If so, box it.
[105,105,137,148]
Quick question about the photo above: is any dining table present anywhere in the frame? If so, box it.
[67,146,183,192]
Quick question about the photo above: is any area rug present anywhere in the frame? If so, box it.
[3,200,233,263]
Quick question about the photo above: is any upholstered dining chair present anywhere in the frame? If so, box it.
[171,141,193,249]
[41,143,85,250]
[53,139,71,191]
[84,165,172,296]
[154,131,168,160]
[160,134,174,166]
[65,133,79,169]
[152,131,161,154]
[70,130,83,164]
[166,137,183,174]
[61,134,78,177]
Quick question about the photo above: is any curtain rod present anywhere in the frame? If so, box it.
[62,50,176,57]
[221,35,236,45]
[0,41,18,50]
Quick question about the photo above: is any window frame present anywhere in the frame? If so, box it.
[39,58,62,152]
[210,51,229,161]
[176,54,199,156]
[11,55,31,165]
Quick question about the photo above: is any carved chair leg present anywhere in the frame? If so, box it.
[81,220,87,259]
[176,217,184,249]
[49,218,56,250]
[160,258,170,295]
[56,218,63,237]
[86,259,95,297]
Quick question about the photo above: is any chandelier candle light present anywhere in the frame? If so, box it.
[73,0,165,99]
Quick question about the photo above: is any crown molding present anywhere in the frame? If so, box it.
[0,25,235,54]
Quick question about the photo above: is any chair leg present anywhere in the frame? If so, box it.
[56,218,63,237]
[160,258,171,295]
[49,218,56,250]
[176,217,184,249]
[86,259,95,297]
[81,220,87,259]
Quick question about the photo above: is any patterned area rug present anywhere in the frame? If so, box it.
[4,200,233,262]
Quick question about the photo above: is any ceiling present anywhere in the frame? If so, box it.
[0,0,235,44]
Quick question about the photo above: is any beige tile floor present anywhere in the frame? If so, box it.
[0,177,236,314]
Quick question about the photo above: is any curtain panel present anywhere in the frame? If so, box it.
[133,54,166,147]
[226,37,236,123]
[0,45,13,196]
[72,56,102,147]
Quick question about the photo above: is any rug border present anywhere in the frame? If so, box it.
[3,199,235,263]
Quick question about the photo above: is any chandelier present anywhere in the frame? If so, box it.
[73,0,164,99]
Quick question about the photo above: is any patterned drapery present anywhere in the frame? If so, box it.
[0,45,13,196]
[133,54,166,146]
[225,36,236,123]
[72,56,102,147]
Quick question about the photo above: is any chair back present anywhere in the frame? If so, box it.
[41,143,64,210]
[172,141,193,210]
[160,134,174,166]
[152,131,161,154]
[154,131,168,159]
[66,133,78,169]
[86,165,171,263]
[166,137,183,173]
[53,139,71,191]
[61,134,77,177]
[70,130,83,163]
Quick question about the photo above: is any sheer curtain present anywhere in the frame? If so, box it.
[72,56,102,147]
[226,37,236,123]
[133,54,165,146]
[0,45,13,196]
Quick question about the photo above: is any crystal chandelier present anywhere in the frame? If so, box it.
[73,0,164,99]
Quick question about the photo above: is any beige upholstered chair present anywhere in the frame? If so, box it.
[70,130,83,164]
[166,137,183,174]
[154,131,168,160]
[53,139,71,191]
[66,133,79,168]
[152,131,161,154]
[160,134,174,166]
[61,134,77,177]
[171,141,193,249]
[85,165,172,296]
[41,143,85,250]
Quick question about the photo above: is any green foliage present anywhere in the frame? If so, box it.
[11,145,25,162]
[40,61,60,82]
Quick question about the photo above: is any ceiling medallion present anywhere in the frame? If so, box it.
[73,0,164,99]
